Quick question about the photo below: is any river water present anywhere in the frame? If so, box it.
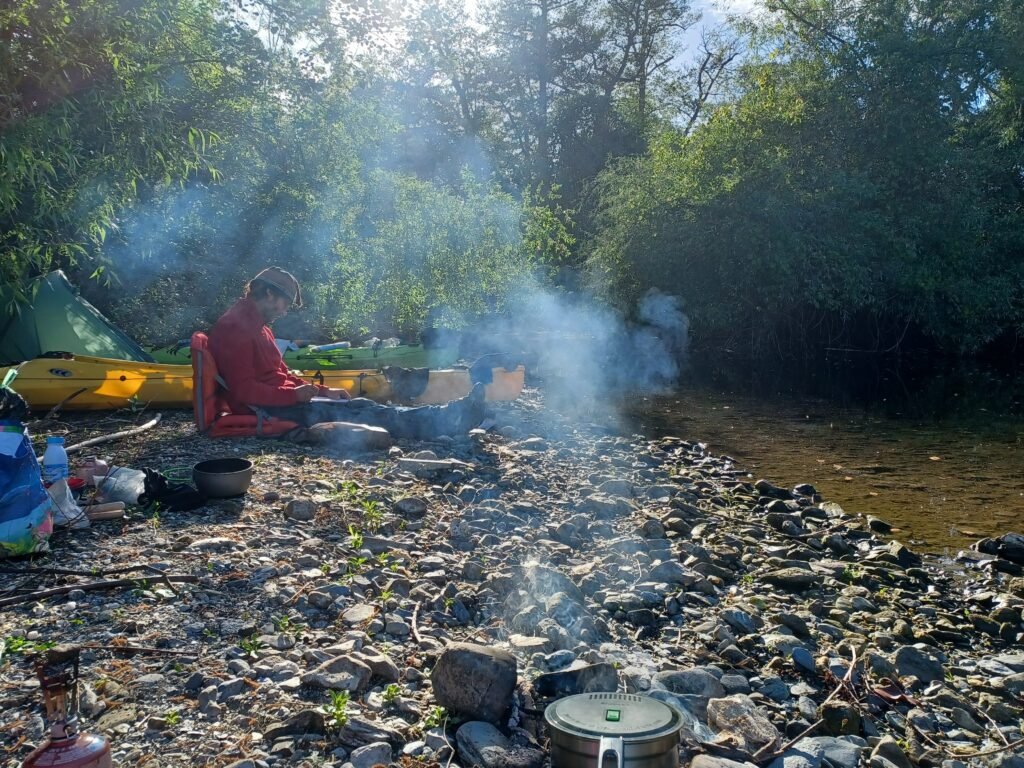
[622,356,1024,555]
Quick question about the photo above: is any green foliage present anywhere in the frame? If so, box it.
[272,614,303,637]
[335,481,363,504]
[588,0,1024,356]
[303,170,539,339]
[239,635,263,657]
[421,705,447,730]
[360,499,383,533]
[841,565,864,584]
[0,0,568,345]
[348,524,364,550]
[326,690,350,728]
[0,0,230,285]
[1,636,57,661]
[4,0,1022,360]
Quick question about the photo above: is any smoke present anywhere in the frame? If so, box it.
[633,290,690,384]
[466,283,689,425]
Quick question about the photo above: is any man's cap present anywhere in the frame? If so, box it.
[253,266,302,307]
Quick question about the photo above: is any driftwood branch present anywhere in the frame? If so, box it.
[757,718,824,762]
[951,736,1024,759]
[0,574,197,608]
[63,413,162,455]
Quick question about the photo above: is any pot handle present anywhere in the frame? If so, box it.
[597,736,625,768]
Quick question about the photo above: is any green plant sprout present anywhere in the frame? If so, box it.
[361,499,383,532]
[326,690,350,728]
[422,706,446,730]
[239,635,263,657]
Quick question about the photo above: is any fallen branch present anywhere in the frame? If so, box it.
[144,565,183,596]
[443,712,456,768]
[44,388,88,420]
[0,574,197,608]
[286,582,315,606]
[63,413,162,455]
[79,643,196,656]
[977,706,1012,748]
[819,647,860,708]
[754,648,859,763]
[756,718,824,762]
[950,736,1024,759]
[0,562,177,579]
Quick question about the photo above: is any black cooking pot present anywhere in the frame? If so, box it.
[192,458,253,498]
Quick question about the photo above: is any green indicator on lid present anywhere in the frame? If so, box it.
[605,709,621,722]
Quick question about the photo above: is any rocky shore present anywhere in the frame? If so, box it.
[1,391,1022,768]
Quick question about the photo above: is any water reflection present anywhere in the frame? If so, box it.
[624,354,1024,554]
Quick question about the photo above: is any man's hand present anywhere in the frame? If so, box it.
[323,387,350,401]
[294,384,319,403]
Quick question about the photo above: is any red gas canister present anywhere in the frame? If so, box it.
[21,647,113,768]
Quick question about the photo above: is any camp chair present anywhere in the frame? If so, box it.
[190,332,298,439]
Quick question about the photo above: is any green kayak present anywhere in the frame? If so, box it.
[146,342,460,370]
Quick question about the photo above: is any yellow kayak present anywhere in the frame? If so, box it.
[2,355,524,411]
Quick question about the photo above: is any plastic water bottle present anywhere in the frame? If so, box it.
[42,436,69,484]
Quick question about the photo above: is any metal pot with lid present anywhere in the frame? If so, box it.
[545,693,683,768]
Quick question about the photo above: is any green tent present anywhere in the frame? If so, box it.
[0,271,153,364]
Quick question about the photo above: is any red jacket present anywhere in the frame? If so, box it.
[208,297,323,412]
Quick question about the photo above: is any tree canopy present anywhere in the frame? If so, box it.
[1,0,1021,356]
[588,0,1024,355]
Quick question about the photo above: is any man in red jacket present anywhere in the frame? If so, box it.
[209,267,484,439]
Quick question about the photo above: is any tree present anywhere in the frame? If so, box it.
[481,0,590,186]
[588,0,1024,355]
[0,0,233,289]
[604,0,699,135]
[389,0,494,182]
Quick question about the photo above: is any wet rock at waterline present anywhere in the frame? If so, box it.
[976,532,1024,564]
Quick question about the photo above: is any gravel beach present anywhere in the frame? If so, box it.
[2,391,1022,768]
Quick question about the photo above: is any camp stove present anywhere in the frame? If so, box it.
[545,693,684,768]
[22,646,113,768]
